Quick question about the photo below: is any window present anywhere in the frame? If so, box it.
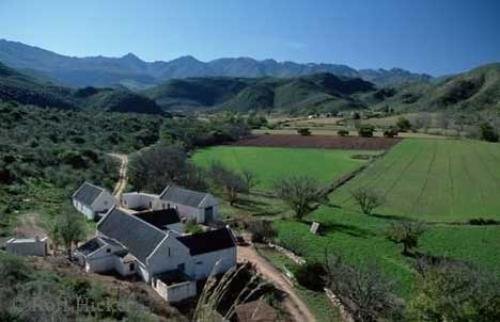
[129,263,135,271]
[177,263,185,272]
[196,261,203,265]
[149,201,152,208]
[168,247,171,256]
[106,248,111,253]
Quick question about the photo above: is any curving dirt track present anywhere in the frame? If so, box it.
[108,153,128,199]
[238,245,316,322]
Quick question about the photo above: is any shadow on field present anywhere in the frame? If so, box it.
[302,220,375,238]
[371,213,416,222]
[233,196,283,217]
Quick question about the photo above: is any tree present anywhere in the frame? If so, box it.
[294,262,327,291]
[351,187,384,215]
[358,124,375,138]
[386,221,426,256]
[247,220,277,243]
[129,144,206,193]
[242,169,258,192]
[208,162,247,205]
[410,259,500,321]
[273,176,327,220]
[52,209,87,259]
[324,254,403,322]
[479,122,499,142]
[297,128,311,136]
[396,117,412,132]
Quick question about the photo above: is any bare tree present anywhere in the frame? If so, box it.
[324,254,403,322]
[242,169,258,192]
[273,176,328,220]
[386,221,426,256]
[209,162,248,205]
[129,145,206,193]
[351,187,385,215]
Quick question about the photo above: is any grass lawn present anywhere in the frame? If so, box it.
[192,146,378,190]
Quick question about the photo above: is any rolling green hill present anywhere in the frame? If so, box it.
[373,63,500,113]
[0,61,163,114]
[145,73,375,113]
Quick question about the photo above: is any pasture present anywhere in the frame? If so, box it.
[192,146,378,190]
[333,139,500,222]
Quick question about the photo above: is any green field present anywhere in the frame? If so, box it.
[193,141,500,299]
[333,139,500,222]
[193,146,379,190]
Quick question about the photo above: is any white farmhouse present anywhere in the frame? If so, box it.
[74,206,236,303]
[72,182,116,220]
[120,185,219,224]
[158,185,219,224]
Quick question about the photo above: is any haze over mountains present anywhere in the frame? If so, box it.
[0,39,431,89]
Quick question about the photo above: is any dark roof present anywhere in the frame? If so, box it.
[76,237,104,256]
[97,208,166,263]
[177,228,236,256]
[160,185,209,208]
[73,182,104,206]
[133,209,181,230]
[154,270,191,285]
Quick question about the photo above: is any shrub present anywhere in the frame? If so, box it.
[480,122,499,142]
[383,127,399,138]
[247,220,277,243]
[351,187,385,215]
[297,128,311,136]
[358,124,375,137]
[386,221,426,256]
[468,218,500,225]
[185,220,204,234]
[337,129,349,137]
[293,262,327,291]
[396,117,412,132]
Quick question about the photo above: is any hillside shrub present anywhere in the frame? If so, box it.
[468,218,500,225]
[480,122,499,142]
[358,124,375,137]
[337,129,349,137]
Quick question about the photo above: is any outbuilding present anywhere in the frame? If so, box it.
[72,182,116,220]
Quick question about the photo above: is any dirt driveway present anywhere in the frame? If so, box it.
[108,153,128,199]
[238,245,316,322]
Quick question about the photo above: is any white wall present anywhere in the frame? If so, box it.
[113,257,137,276]
[91,192,116,214]
[153,279,197,303]
[5,238,47,257]
[73,199,95,220]
[188,247,237,279]
[147,235,190,277]
[122,193,158,210]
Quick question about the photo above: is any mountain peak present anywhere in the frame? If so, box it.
[121,52,142,62]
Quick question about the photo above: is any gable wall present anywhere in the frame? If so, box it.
[147,235,191,278]
[187,247,237,280]
[92,192,116,213]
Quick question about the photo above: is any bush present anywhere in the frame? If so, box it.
[185,220,204,234]
[480,122,499,142]
[337,129,349,137]
[293,262,327,291]
[247,220,277,243]
[383,127,399,138]
[396,117,412,132]
[468,218,500,225]
[358,124,375,137]
[297,128,311,136]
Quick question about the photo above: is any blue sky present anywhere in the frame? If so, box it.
[0,0,499,75]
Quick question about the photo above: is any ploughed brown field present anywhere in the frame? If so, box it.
[230,134,401,150]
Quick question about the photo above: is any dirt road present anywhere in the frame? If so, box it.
[237,245,316,322]
[108,153,128,199]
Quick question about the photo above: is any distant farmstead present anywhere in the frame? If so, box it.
[72,182,116,220]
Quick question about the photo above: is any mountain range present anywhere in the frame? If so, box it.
[0,39,431,89]
[0,39,498,115]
